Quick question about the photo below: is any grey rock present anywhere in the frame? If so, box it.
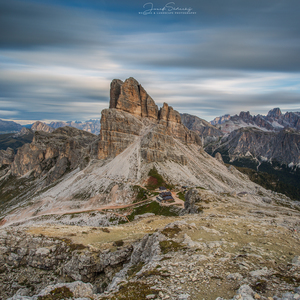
[0,147,15,167]
[233,284,255,300]
[184,189,202,214]
[214,152,224,164]
[178,293,190,300]
[292,256,300,266]
[249,267,269,277]
[9,281,94,300]
[262,197,272,204]
[180,113,223,147]
[37,281,94,298]
[11,126,95,182]
[212,126,300,166]
[227,273,243,281]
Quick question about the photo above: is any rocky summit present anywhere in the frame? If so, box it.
[0,77,300,300]
[96,77,201,160]
[31,121,54,133]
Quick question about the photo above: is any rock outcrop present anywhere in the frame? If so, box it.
[31,121,54,133]
[12,127,33,138]
[7,281,95,300]
[0,147,15,168]
[1,77,263,225]
[181,113,223,146]
[109,77,158,120]
[95,77,202,161]
[212,127,300,166]
[0,228,133,299]
[11,127,95,183]
[184,189,203,214]
[93,109,143,160]
[214,152,224,164]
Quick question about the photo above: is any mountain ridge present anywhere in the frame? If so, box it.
[211,108,300,133]
[2,78,300,300]
[0,77,261,226]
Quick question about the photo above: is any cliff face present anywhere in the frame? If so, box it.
[215,127,300,165]
[110,77,158,120]
[94,109,143,160]
[11,127,95,183]
[181,113,223,146]
[0,148,14,168]
[4,77,201,183]
[96,77,202,161]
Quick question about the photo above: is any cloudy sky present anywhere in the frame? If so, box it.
[1,0,300,124]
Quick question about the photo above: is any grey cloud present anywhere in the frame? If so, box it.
[111,26,300,72]
[173,91,300,121]
[0,69,109,100]
[0,0,108,49]
[1,0,299,123]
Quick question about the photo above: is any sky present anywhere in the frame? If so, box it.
[1,0,300,124]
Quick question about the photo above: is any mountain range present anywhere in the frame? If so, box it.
[1,78,300,300]
[179,110,300,200]
[210,108,300,133]
[0,119,22,133]
[0,77,261,226]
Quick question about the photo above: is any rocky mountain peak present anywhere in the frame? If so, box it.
[109,77,183,125]
[95,78,201,160]
[239,111,253,123]
[159,102,181,124]
[210,114,231,125]
[267,107,282,118]
[109,77,158,120]
[31,121,54,133]
[12,127,33,138]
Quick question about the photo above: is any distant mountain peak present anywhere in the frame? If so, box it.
[267,107,282,118]
[31,121,54,133]
[210,114,231,125]
[0,119,22,133]
[48,119,100,135]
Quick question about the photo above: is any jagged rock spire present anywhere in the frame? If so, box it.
[109,77,158,120]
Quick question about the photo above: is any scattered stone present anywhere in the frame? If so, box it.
[227,273,243,281]
[178,293,190,300]
[250,267,269,277]
[292,256,300,266]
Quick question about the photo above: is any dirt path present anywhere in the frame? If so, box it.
[96,198,151,211]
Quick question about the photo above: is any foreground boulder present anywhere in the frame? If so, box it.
[8,281,94,300]
[184,189,203,213]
